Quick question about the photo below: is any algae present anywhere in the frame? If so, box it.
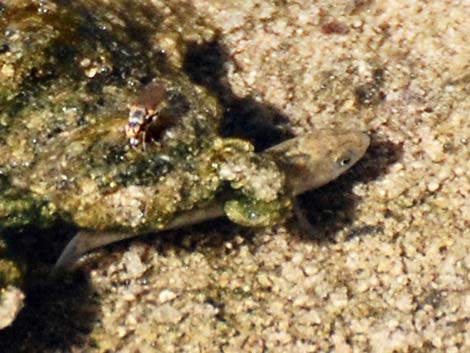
[0,0,224,329]
[0,0,290,320]
[0,0,223,232]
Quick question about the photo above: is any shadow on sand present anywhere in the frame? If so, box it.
[0,226,96,353]
[0,13,403,353]
[183,37,403,244]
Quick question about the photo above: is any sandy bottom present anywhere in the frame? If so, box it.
[50,1,470,352]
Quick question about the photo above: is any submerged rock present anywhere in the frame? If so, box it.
[0,235,24,330]
[0,285,24,330]
[0,0,227,232]
[0,0,289,328]
[0,0,233,328]
[0,0,288,232]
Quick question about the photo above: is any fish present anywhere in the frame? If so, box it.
[54,129,369,272]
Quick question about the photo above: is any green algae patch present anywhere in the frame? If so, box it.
[0,0,224,232]
[0,1,290,236]
[0,182,59,230]
[0,238,24,289]
[0,0,291,285]
[224,197,292,228]
[213,138,291,227]
[0,258,23,289]
[0,0,226,331]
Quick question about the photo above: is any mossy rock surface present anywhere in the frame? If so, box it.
[0,0,224,233]
[0,0,288,301]
[0,0,225,327]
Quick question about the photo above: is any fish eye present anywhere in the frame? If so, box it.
[336,153,352,167]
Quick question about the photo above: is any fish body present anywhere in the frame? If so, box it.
[54,129,369,272]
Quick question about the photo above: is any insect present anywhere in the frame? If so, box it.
[125,81,167,147]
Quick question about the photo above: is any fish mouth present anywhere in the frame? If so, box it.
[359,131,371,151]
[349,130,371,166]
[343,129,370,155]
